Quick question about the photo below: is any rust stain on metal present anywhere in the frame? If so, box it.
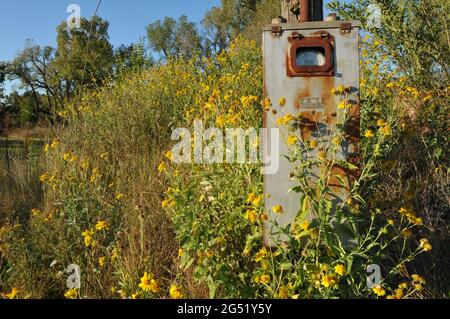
[295,76,336,142]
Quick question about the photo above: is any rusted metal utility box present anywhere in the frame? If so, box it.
[263,20,361,246]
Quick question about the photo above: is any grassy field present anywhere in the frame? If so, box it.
[0,138,44,225]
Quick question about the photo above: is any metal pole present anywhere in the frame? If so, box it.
[299,0,311,22]
[281,0,323,23]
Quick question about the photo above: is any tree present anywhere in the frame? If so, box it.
[114,42,154,76]
[329,0,450,88]
[53,16,114,98]
[202,0,269,53]
[7,42,61,116]
[243,0,281,43]
[146,15,202,60]
[0,62,6,107]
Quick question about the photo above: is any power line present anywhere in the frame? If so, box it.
[78,0,103,98]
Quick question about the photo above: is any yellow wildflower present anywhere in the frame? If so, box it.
[300,220,310,232]
[332,85,348,95]
[321,275,337,288]
[115,193,124,200]
[169,285,184,299]
[246,193,262,206]
[287,135,298,145]
[278,97,286,107]
[411,274,425,285]
[6,288,19,299]
[245,209,257,223]
[157,162,166,173]
[161,199,175,209]
[64,288,78,299]
[398,283,408,290]
[317,150,327,161]
[402,229,412,238]
[178,248,184,257]
[309,140,318,149]
[272,205,283,214]
[338,100,351,109]
[50,139,60,149]
[139,272,160,293]
[255,247,268,262]
[394,288,404,299]
[263,97,272,111]
[165,150,174,161]
[39,173,49,182]
[95,220,109,231]
[98,256,106,268]
[364,130,375,138]
[334,264,346,276]
[82,229,94,247]
[276,113,294,126]
[372,285,386,297]
[131,293,140,299]
[419,238,432,252]
[377,119,387,127]
[380,125,392,137]
[414,283,423,291]
[259,275,270,284]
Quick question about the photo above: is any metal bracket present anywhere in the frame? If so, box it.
[311,30,331,39]
[291,32,304,40]
[340,22,352,34]
[271,25,283,36]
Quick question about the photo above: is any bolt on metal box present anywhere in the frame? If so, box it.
[263,20,361,246]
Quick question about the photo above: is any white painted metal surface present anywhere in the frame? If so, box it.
[263,21,361,246]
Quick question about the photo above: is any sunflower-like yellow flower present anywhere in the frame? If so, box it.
[64,288,78,299]
[139,272,160,293]
[334,264,346,276]
[259,275,270,284]
[255,247,268,262]
[246,193,262,206]
[157,162,166,173]
[364,130,375,138]
[321,275,337,288]
[82,229,94,247]
[309,140,318,149]
[169,285,184,299]
[98,256,106,268]
[372,285,386,297]
[419,238,432,252]
[6,288,19,299]
[287,135,298,145]
[245,209,257,223]
[377,119,387,127]
[272,205,283,214]
[95,220,109,231]
[380,125,392,137]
